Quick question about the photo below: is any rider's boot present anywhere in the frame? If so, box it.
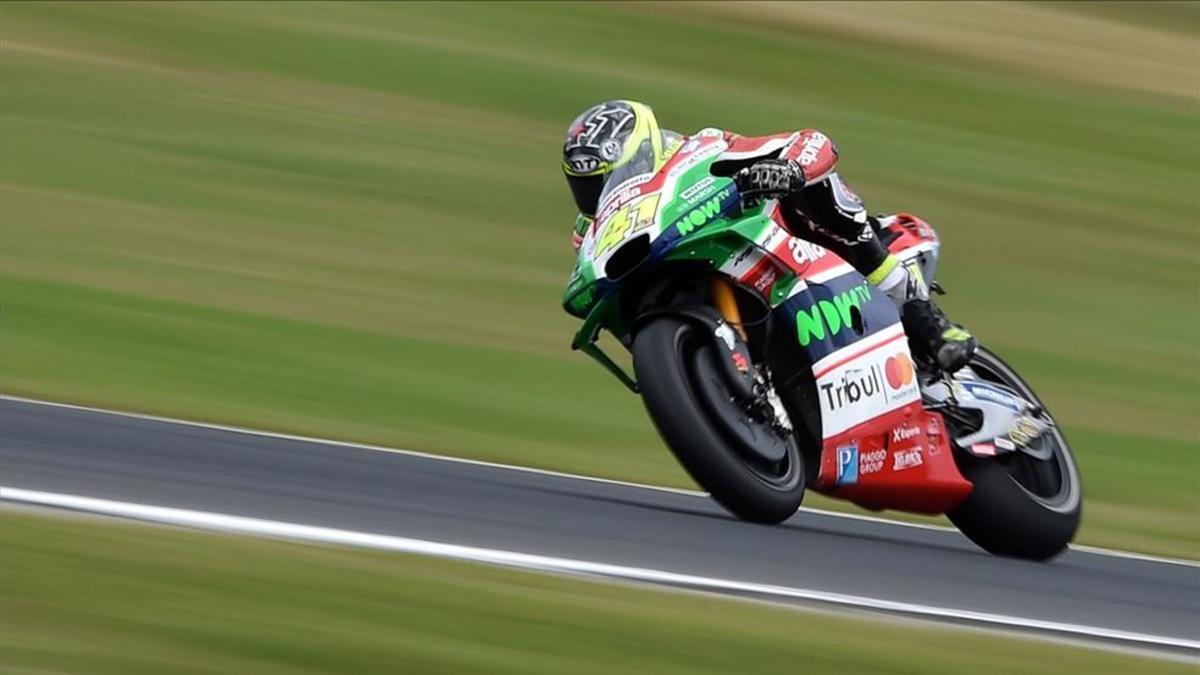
[867,254,976,372]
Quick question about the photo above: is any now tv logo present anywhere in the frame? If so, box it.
[795,284,871,347]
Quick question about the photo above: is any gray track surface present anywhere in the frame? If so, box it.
[2,397,1197,646]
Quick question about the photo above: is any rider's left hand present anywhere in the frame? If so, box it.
[732,158,806,205]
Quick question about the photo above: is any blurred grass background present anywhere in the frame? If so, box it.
[2,510,1194,675]
[0,2,1197,556]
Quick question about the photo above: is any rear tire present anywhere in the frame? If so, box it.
[947,347,1082,560]
[633,316,804,524]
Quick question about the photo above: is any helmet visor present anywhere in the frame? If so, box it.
[566,173,604,217]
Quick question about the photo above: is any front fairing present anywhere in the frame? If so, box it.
[562,134,753,319]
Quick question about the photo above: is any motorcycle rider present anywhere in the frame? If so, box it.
[562,100,976,373]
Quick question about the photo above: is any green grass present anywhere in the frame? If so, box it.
[1,510,1192,675]
[0,2,1197,557]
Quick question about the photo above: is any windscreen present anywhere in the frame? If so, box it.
[595,138,658,213]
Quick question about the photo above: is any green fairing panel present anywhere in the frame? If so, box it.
[564,137,801,390]
[562,256,599,318]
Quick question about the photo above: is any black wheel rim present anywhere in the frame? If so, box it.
[678,328,800,489]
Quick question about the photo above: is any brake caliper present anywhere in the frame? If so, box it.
[712,320,792,434]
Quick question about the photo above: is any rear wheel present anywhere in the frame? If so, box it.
[633,316,804,523]
[947,346,1082,560]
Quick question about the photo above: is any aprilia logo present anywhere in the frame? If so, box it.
[788,239,828,266]
[796,132,829,167]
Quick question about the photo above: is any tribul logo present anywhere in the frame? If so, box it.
[816,340,919,439]
[836,443,859,485]
[819,364,884,412]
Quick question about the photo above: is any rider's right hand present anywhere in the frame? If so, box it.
[731,158,806,206]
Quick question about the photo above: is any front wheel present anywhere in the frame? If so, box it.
[633,316,804,524]
[947,346,1083,560]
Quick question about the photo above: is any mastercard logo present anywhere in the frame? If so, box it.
[885,353,914,389]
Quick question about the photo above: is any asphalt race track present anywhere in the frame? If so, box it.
[1,396,1197,655]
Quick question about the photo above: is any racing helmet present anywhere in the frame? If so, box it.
[562,100,671,217]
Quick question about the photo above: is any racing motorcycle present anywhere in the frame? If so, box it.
[563,131,1082,560]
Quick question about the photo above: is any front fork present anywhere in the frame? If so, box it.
[711,275,792,434]
[710,276,747,341]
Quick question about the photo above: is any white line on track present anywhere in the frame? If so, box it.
[2,394,1196,569]
[2,486,1196,656]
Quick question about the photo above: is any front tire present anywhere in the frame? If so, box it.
[947,346,1082,560]
[633,316,804,524]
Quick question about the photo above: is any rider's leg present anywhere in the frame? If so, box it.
[782,174,976,372]
[864,253,975,371]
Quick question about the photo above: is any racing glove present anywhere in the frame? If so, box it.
[571,213,593,251]
[732,158,806,205]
